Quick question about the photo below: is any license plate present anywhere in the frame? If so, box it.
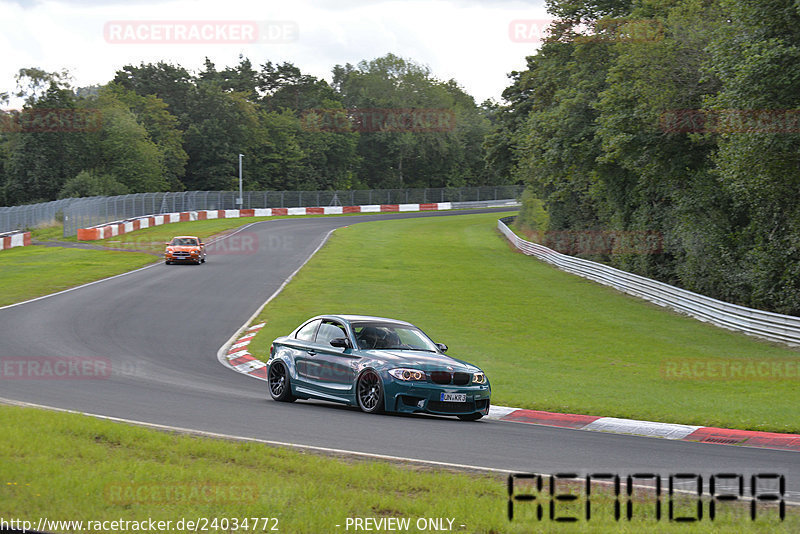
[440,392,467,402]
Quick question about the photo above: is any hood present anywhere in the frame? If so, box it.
[167,245,200,251]
[367,349,478,372]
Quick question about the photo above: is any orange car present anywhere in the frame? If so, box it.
[164,236,206,265]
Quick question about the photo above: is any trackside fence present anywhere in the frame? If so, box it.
[0,186,523,237]
[498,216,800,346]
[0,198,88,235]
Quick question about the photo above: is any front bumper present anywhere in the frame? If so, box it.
[385,379,491,416]
[166,252,201,262]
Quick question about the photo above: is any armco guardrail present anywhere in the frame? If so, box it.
[498,217,800,346]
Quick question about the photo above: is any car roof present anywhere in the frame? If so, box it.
[314,314,415,326]
[172,235,200,239]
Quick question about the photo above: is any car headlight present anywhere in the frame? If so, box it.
[472,372,486,384]
[388,368,426,381]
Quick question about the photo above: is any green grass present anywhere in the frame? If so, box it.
[0,246,156,307]
[248,212,800,433]
[1,405,793,533]
[30,223,75,242]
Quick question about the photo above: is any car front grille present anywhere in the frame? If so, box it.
[453,372,470,385]
[429,371,471,385]
[430,371,450,384]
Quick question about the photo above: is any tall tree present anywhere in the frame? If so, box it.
[3,71,89,203]
[104,83,188,190]
[702,0,800,313]
[91,90,169,193]
[333,53,491,188]
[113,62,195,128]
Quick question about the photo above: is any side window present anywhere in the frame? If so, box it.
[315,320,348,346]
[295,320,320,342]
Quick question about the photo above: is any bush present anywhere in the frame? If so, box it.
[514,187,549,240]
[58,170,129,199]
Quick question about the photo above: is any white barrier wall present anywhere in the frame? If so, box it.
[0,231,32,251]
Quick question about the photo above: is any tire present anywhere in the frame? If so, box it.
[267,361,296,402]
[165,260,171,265]
[356,370,384,414]
[457,412,484,421]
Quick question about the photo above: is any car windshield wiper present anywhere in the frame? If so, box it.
[386,347,436,352]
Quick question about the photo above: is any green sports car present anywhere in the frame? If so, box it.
[266,315,491,421]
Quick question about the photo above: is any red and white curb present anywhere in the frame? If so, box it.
[223,322,268,380]
[77,203,452,241]
[0,230,32,252]
[221,327,800,453]
[487,407,800,452]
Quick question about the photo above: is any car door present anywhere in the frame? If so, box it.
[290,319,321,386]
[307,319,358,395]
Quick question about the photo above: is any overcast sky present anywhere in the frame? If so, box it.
[1,0,550,107]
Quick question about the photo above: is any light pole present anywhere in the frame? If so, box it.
[237,154,244,209]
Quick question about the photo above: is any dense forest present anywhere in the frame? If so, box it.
[494,0,800,315]
[2,0,799,315]
[0,53,504,205]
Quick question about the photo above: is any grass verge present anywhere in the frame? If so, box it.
[247,212,800,433]
[0,246,155,308]
[1,405,793,533]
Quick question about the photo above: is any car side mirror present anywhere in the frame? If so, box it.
[164,242,171,246]
[436,343,448,353]
[330,338,351,349]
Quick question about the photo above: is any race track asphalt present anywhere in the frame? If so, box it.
[1,208,798,500]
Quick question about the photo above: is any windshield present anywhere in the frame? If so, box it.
[171,238,198,246]
[352,322,439,352]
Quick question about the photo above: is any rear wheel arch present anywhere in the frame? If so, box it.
[267,359,296,402]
